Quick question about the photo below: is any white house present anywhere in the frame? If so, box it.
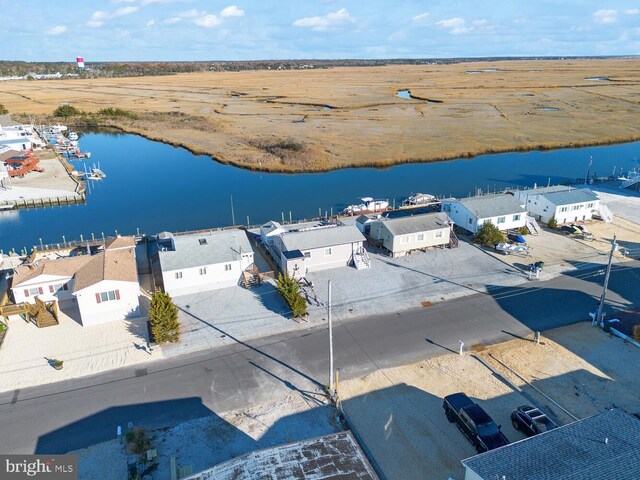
[511,185,601,224]
[441,194,526,234]
[0,124,42,152]
[271,224,367,276]
[369,212,453,257]
[154,229,254,297]
[11,236,140,327]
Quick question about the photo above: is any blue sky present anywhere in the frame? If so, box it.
[1,0,639,61]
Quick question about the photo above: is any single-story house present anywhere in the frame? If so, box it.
[369,212,452,257]
[11,236,140,326]
[441,194,526,234]
[511,185,601,224]
[462,409,640,480]
[354,214,378,236]
[271,224,367,276]
[154,229,254,297]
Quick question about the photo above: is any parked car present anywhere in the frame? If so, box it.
[443,393,509,453]
[507,232,527,244]
[510,405,556,437]
[570,224,594,240]
[561,224,582,235]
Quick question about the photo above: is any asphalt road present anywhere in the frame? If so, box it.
[1,262,638,454]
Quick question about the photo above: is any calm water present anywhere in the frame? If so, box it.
[1,132,638,251]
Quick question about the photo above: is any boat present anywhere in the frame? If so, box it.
[404,192,436,206]
[68,132,78,141]
[88,167,106,180]
[341,197,389,215]
[495,242,528,255]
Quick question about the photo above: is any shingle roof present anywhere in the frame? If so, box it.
[462,409,640,480]
[377,212,451,236]
[280,225,365,252]
[158,229,252,271]
[455,194,526,218]
[12,236,138,291]
[523,186,600,206]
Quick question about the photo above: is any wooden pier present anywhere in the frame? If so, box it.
[0,195,85,210]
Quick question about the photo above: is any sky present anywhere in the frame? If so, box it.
[1,0,639,61]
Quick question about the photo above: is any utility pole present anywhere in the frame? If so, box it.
[328,278,334,397]
[595,234,617,327]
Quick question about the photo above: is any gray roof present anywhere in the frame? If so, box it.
[462,409,640,480]
[454,194,526,218]
[524,186,600,206]
[377,212,451,236]
[158,229,252,271]
[281,225,365,252]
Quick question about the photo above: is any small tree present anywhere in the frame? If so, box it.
[149,291,180,344]
[0,104,8,115]
[276,273,308,318]
[475,221,504,247]
[53,104,80,117]
[547,215,558,228]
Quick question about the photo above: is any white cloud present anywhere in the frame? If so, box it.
[220,5,244,18]
[161,16,182,25]
[593,9,618,24]
[113,6,139,17]
[293,8,355,32]
[437,17,472,34]
[46,25,66,35]
[194,14,222,27]
[146,19,156,26]
[624,9,639,15]
[412,12,429,23]
[179,9,202,18]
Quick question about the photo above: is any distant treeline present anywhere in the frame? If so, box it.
[0,56,634,79]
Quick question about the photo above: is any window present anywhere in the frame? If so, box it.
[198,238,208,245]
[513,214,521,222]
[572,205,580,211]
[400,236,410,244]
[199,267,207,275]
[96,290,120,304]
[560,206,568,212]
[497,216,506,224]
[435,231,443,239]
[324,247,332,256]
[25,287,43,297]
[587,202,594,208]
[416,234,425,241]
[224,263,232,271]
[304,251,311,259]
[175,272,183,279]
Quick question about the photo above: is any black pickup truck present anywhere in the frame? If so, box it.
[443,393,509,453]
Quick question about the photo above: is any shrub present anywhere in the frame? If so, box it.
[149,291,180,344]
[125,428,151,455]
[547,216,558,228]
[52,359,63,368]
[97,107,139,120]
[276,273,308,318]
[515,226,529,236]
[0,104,8,115]
[53,105,81,117]
[475,222,504,247]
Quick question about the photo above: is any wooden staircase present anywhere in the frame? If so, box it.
[525,216,540,235]
[448,229,459,249]
[0,297,59,328]
[242,265,263,289]
[352,246,371,269]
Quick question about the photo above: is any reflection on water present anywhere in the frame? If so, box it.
[396,90,411,99]
[0,132,638,251]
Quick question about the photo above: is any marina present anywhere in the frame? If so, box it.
[0,131,639,252]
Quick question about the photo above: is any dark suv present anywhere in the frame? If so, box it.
[511,405,556,436]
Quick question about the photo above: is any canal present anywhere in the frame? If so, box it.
[1,132,638,251]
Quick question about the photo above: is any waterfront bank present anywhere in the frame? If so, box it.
[1,132,639,251]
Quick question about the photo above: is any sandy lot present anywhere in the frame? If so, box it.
[2,59,640,172]
[339,321,640,479]
[73,393,340,480]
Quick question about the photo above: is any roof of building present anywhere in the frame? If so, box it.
[521,186,600,206]
[184,431,378,480]
[0,150,17,163]
[280,225,365,252]
[282,249,305,260]
[377,212,450,236]
[462,409,640,480]
[157,229,252,272]
[260,221,283,235]
[12,236,138,291]
[450,194,526,219]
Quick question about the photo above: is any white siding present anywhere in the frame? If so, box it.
[161,253,253,297]
[369,222,450,257]
[74,280,140,327]
[442,200,525,233]
[514,191,600,224]
[12,275,74,304]
[276,241,362,274]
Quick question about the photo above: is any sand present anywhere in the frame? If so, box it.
[2,59,640,172]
